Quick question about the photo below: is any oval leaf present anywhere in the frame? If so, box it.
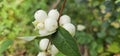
[0,39,13,53]
[52,27,81,56]
[17,36,36,41]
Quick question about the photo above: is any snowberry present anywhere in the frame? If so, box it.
[39,38,49,51]
[39,29,49,37]
[33,9,78,56]
[37,52,47,56]
[62,23,75,37]
[48,9,59,20]
[59,15,71,26]
[44,18,58,32]
[34,10,47,22]
[77,24,85,31]
[51,45,59,55]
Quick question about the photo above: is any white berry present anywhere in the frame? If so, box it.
[39,29,49,37]
[77,24,85,31]
[44,18,58,32]
[34,10,47,22]
[63,23,75,37]
[37,52,47,56]
[39,38,49,51]
[48,9,59,20]
[59,15,71,26]
[51,45,59,55]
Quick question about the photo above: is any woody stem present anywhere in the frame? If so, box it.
[58,0,67,25]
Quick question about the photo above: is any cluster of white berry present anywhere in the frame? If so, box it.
[33,9,59,37]
[33,9,76,56]
[59,15,75,36]
[37,38,59,56]
[33,9,75,37]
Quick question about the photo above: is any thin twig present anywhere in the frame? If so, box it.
[58,0,67,25]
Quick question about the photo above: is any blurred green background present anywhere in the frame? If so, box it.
[0,0,120,56]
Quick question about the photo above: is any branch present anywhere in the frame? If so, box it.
[58,0,67,25]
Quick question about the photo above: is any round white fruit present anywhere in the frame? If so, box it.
[59,15,71,26]
[39,38,49,51]
[77,24,85,31]
[51,45,59,55]
[37,52,46,56]
[48,9,59,20]
[62,23,75,37]
[34,10,47,22]
[44,18,58,32]
[39,29,49,37]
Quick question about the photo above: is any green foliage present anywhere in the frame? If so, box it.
[0,39,13,54]
[76,31,94,44]
[0,0,120,56]
[52,27,80,56]
[0,0,48,55]
[67,0,120,56]
[56,52,65,56]
[107,42,120,53]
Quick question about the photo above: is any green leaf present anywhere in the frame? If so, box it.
[34,39,40,52]
[97,31,106,38]
[99,52,110,56]
[0,54,3,56]
[107,42,120,53]
[56,52,65,56]
[89,49,97,56]
[88,41,98,56]
[0,39,13,53]
[76,32,93,44]
[52,27,81,56]
[105,37,113,43]
[97,44,104,53]
[91,20,101,26]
